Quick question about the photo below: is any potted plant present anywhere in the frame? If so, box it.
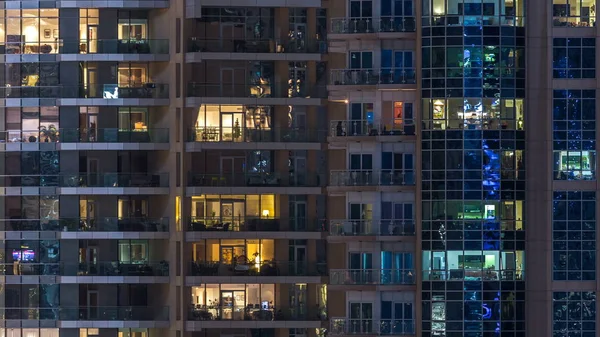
[39,124,59,142]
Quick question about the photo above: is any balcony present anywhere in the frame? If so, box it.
[189,261,327,277]
[329,120,415,145]
[0,173,169,195]
[0,261,168,277]
[186,38,326,61]
[330,318,415,336]
[186,127,324,151]
[329,170,415,190]
[422,269,524,281]
[329,219,415,237]
[329,269,415,285]
[1,306,169,323]
[186,82,325,106]
[330,17,417,35]
[1,83,169,104]
[329,68,416,87]
[0,128,168,145]
[1,217,168,233]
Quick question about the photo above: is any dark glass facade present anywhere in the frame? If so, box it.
[421,0,525,336]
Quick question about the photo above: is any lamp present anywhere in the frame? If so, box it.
[262,210,270,217]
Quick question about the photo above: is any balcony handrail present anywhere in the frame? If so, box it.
[189,260,328,276]
[330,16,417,33]
[330,317,416,335]
[188,171,323,187]
[188,305,323,321]
[329,219,416,236]
[329,169,416,186]
[0,217,169,232]
[186,82,327,99]
[187,37,326,53]
[423,268,524,281]
[423,15,526,27]
[188,216,326,232]
[0,261,169,276]
[0,128,170,144]
[329,268,416,285]
[0,83,169,99]
[329,119,415,137]
[330,68,416,85]
[0,172,169,188]
[188,126,326,142]
[0,306,169,321]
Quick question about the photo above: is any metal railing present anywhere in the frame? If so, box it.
[188,172,322,187]
[71,39,169,54]
[330,318,416,335]
[330,120,415,137]
[0,173,169,188]
[187,82,327,98]
[0,129,169,144]
[329,219,415,236]
[0,83,169,99]
[189,306,324,321]
[0,261,168,276]
[329,170,415,186]
[330,68,416,85]
[331,16,417,33]
[0,306,169,320]
[189,260,327,277]
[188,217,326,232]
[422,269,524,281]
[187,38,326,54]
[0,217,168,232]
[329,269,415,285]
[188,127,325,143]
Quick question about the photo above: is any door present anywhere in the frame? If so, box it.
[79,108,98,142]
[289,241,307,275]
[382,152,414,185]
[350,153,373,185]
[289,23,307,51]
[221,200,244,230]
[288,62,307,97]
[87,158,99,187]
[381,251,414,284]
[348,203,373,235]
[349,51,373,84]
[221,157,245,185]
[349,252,373,283]
[221,290,245,320]
[349,0,374,33]
[288,284,307,319]
[289,151,307,186]
[87,25,98,53]
[349,303,373,333]
[87,290,99,319]
[381,202,414,234]
[221,246,246,265]
[350,103,374,135]
[289,199,307,230]
[221,112,244,142]
[394,51,413,83]
[79,199,96,230]
[86,67,98,98]
[381,301,414,334]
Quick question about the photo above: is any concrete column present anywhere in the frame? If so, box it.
[58,9,79,54]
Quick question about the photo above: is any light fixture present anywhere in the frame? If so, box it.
[262,209,270,217]
[434,100,444,106]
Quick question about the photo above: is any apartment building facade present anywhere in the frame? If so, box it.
[0,0,597,336]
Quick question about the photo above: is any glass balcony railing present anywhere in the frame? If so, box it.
[187,82,327,99]
[0,261,169,276]
[0,129,169,144]
[189,260,327,277]
[329,170,415,186]
[188,172,322,187]
[0,83,169,99]
[0,306,169,321]
[330,16,417,33]
[0,217,169,232]
[330,318,416,335]
[187,38,326,54]
[329,269,415,285]
[188,127,325,143]
[189,305,324,321]
[330,120,415,137]
[553,16,596,27]
[0,173,169,188]
[74,39,169,54]
[424,15,525,27]
[423,269,524,281]
[329,219,415,236]
[188,216,326,232]
[330,68,416,85]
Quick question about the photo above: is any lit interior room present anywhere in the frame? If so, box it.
[190,284,276,321]
[0,9,59,54]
